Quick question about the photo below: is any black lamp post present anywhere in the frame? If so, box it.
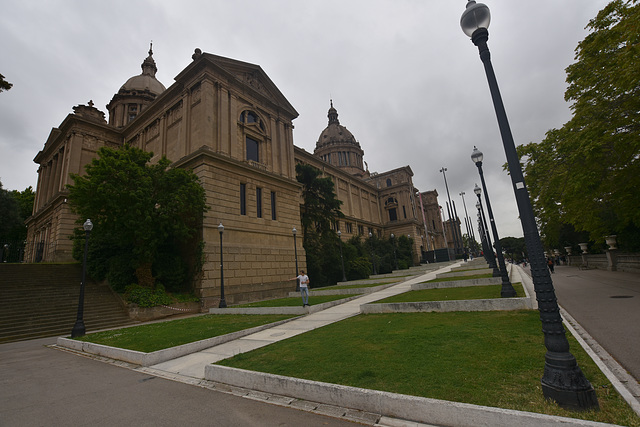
[293,227,299,291]
[391,233,398,270]
[471,147,516,298]
[474,184,498,273]
[475,201,490,263]
[337,230,347,282]
[71,218,93,338]
[461,0,598,410]
[218,223,227,308]
[368,232,377,275]
[459,191,477,254]
[439,167,461,254]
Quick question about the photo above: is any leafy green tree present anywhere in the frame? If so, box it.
[0,183,34,255]
[0,182,21,242]
[518,0,640,250]
[0,73,12,93]
[499,237,527,263]
[295,163,344,286]
[67,145,207,290]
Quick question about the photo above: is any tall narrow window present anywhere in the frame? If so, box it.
[403,206,407,219]
[271,191,276,220]
[256,187,262,218]
[246,136,259,162]
[240,183,246,215]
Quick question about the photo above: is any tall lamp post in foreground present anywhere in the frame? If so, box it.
[293,227,299,291]
[218,223,227,308]
[471,147,516,298]
[337,230,347,282]
[461,0,598,409]
[71,218,93,338]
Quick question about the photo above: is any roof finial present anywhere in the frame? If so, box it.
[149,40,153,56]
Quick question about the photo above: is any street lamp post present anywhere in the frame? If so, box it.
[471,147,516,298]
[391,233,398,270]
[218,223,227,308]
[439,168,461,254]
[460,191,477,254]
[474,184,498,274]
[368,232,377,275]
[293,227,299,291]
[461,1,598,410]
[337,230,347,282]
[71,219,93,338]
[475,202,490,263]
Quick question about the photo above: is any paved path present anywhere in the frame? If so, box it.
[147,262,463,379]
[542,265,640,382]
[0,337,361,426]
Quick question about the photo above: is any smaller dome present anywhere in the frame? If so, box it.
[120,44,166,95]
[315,101,360,150]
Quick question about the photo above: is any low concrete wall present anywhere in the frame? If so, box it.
[435,268,493,279]
[411,277,502,290]
[128,302,201,322]
[288,282,398,297]
[360,298,532,314]
[56,317,298,367]
[209,295,362,315]
[204,365,605,427]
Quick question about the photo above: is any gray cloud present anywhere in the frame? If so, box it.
[0,0,608,238]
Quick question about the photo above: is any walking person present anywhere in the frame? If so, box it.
[290,270,310,306]
[547,257,555,273]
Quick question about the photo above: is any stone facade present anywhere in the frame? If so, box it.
[25,47,449,305]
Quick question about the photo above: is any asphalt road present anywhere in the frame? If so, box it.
[526,264,640,381]
[0,337,359,427]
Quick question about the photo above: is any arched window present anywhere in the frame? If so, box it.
[386,178,392,187]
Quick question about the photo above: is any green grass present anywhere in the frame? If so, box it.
[234,294,357,307]
[73,314,295,352]
[217,311,639,426]
[373,283,525,303]
[425,273,494,282]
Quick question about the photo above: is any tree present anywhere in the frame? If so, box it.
[499,237,527,263]
[295,163,344,287]
[518,0,640,250]
[0,73,12,93]
[67,145,207,290]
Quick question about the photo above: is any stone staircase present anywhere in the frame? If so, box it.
[0,263,136,343]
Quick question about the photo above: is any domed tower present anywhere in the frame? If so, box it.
[106,44,166,127]
[314,101,366,177]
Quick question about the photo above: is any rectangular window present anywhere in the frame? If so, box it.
[246,136,259,162]
[345,223,352,233]
[403,206,407,219]
[389,208,398,222]
[256,187,262,218]
[240,183,246,215]
[271,191,276,220]
[358,225,364,235]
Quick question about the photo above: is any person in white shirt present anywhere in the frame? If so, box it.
[291,270,310,306]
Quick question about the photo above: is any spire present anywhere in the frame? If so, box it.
[328,99,339,125]
[141,42,158,77]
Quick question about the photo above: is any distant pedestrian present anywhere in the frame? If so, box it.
[290,270,310,306]
[547,258,555,273]
[463,251,468,262]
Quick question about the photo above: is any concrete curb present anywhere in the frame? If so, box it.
[288,282,399,297]
[209,295,363,315]
[360,297,532,313]
[56,317,298,367]
[204,365,611,427]
[411,276,503,289]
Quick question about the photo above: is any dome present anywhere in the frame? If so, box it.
[315,101,360,151]
[119,45,166,95]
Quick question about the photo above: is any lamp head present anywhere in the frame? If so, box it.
[460,0,491,37]
[471,146,484,164]
[83,219,93,232]
[474,183,482,195]
[391,233,395,239]
[337,230,341,237]
[369,232,373,238]
[292,227,297,236]
[218,223,224,233]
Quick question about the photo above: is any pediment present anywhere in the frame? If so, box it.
[176,51,298,119]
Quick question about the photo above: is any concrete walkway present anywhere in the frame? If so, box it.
[145,261,465,380]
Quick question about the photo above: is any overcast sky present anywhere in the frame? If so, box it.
[0,0,609,238]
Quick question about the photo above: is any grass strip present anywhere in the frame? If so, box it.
[329,282,397,290]
[373,283,525,303]
[73,314,295,352]
[218,311,639,426]
[234,294,356,307]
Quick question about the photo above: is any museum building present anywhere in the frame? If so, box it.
[25,47,449,307]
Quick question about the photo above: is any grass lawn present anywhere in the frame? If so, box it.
[217,311,639,426]
[425,273,494,282]
[73,314,295,352]
[373,283,526,303]
[328,282,397,290]
[234,294,356,307]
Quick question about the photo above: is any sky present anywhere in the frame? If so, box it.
[0,0,609,238]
